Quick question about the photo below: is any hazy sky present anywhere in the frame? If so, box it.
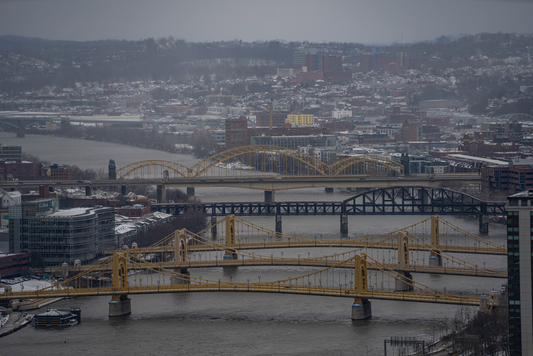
[1,0,532,44]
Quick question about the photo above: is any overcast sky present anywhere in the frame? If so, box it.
[1,0,532,44]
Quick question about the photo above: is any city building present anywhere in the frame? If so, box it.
[286,114,315,125]
[209,130,226,146]
[225,117,249,149]
[251,134,337,151]
[38,164,72,180]
[0,145,22,161]
[0,252,30,277]
[0,160,41,181]
[9,199,115,265]
[293,48,318,69]
[506,191,533,356]
[255,112,288,127]
[482,158,533,193]
[400,121,422,142]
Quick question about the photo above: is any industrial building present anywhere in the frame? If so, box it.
[9,199,115,265]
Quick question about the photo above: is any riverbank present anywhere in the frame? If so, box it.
[0,308,33,338]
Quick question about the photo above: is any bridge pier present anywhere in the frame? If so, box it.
[121,185,127,195]
[264,190,275,202]
[478,215,489,233]
[17,119,25,137]
[340,215,348,235]
[109,295,131,317]
[157,185,166,203]
[172,268,190,285]
[351,298,372,320]
[85,186,92,197]
[187,187,195,197]
[394,271,414,292]
[275,215,282,236]
[211,216,217,239]
[325,188,334,194]
[429,252,442,267]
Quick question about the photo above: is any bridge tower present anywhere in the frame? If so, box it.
[210,216,217,240]
[173,229,190,284]
[109,251,132,317]
[351,253,372,320]
[395,231,414,292]
[225,215,238,259]
[429,215,442,267]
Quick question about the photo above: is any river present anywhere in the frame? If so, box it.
[0,132,507,355]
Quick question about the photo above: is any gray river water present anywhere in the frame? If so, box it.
[0,132,507,355]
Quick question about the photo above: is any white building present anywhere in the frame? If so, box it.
[332,109,353,119]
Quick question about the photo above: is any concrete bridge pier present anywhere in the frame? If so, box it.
[157,185,166,203]
[429,251,442,267]
[187,187,195,196]
[228,249,238,260]
[264,190,275,202]
[109,295,131,317]
[275,215,282,236]
[172,268,190,285]
[394,271,414,292]
[340,215,348,235]
[17,119,25,137]
[121,185,127,195]
[211,216,217,239]
[479,215,489,233]
[351,297,372,320]
[85,186,92,196]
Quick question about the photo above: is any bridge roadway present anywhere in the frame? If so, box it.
[131,240,507,256]
[47,257,507,278]
[0,174,480,192]
[1,281,483,307]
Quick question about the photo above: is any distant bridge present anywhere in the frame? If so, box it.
[152,186,506,233]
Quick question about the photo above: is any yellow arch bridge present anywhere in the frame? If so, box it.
[115,145,404,179]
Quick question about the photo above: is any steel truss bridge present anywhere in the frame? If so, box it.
[153,186,507,217]
[9,215,503,317]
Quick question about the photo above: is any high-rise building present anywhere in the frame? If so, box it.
[293,48,318,69]
[507,191,533,355]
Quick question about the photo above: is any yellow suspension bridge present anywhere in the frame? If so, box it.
[3,215,503,319]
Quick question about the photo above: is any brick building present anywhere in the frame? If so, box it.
[39,164,72,180]
[460,134,519,157]
[482,159,533,193]
[225,116,331,149]
[225,117,249,149]
[401,121,422,142]
[0,160,40,180]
